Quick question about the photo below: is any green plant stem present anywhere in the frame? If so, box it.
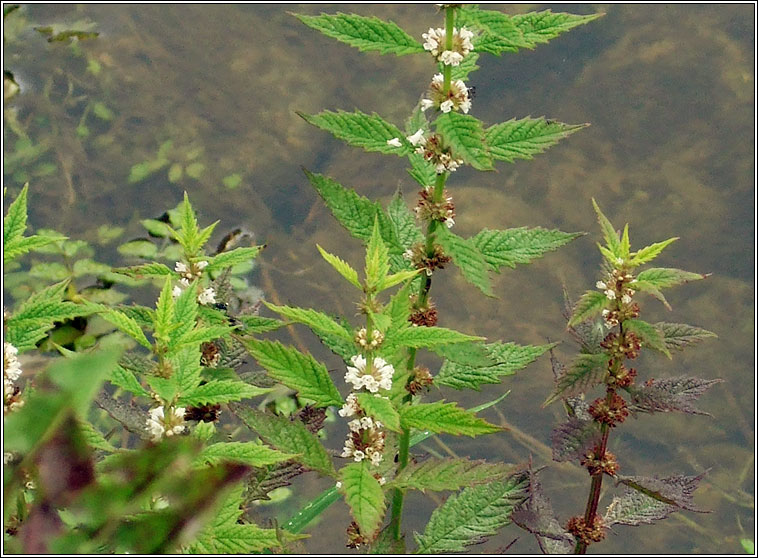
[443,6,454,92]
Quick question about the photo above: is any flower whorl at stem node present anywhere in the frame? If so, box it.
[422,26,474,66]
[566,515,606,546]
[422,74,472,114]
[415,187,455,229]
[404,242,451,277]
[580,446,619,476]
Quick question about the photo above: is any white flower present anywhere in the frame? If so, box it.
[344,355,394,393]
[386,137,402,147]
[198,287,216,305]
[407,128,426,147]
[335,481,343,489]
[370,451,383,466]
[440,99,454,113]
[172,285,184,298]
[338,393,360,418]
[352,450,366,462]
[420,98,434,111]
[439,50,464,66]
[146,406,186,441]
[604,289,616,300]
[403,248,414,261]
[196,260,209,270]
[175,261,188,273]
[615,257,624,265]
[596,281,607,290]
[621,294,632,304]
[3,452,13,465]
[179,277,191,288]
[4,342,22,382]
[444,218,455,228]
[377,475,387,485]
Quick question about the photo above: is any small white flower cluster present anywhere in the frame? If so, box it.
[146,405,186,441]
[422,27,474,66]
[406,128,463,174]
[422,74,472,114]
[344,355,394,393]
[4,342,24,414]
[341,415,385,466]
[355,328,384,350]
[339,350,394,466]
[172,260,216,305]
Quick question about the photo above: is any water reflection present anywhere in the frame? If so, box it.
[3,3,753,554]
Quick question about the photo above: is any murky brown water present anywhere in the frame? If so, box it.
[4,3,754,554]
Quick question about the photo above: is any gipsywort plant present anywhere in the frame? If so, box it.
[512,201,718,554]
[284,3,598,551]
[3,3,717,555]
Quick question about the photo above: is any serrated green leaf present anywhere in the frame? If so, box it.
[385,325,483,353]
[414,470,529,553]
[207,246,264,273]
[237,314,286,334]
[435,227,493,297]
[654,322,717,352]
[592,199,622,258]
[407,153,437,189]
[472,227,582,271]
[544,352,608,405]
[113,262,174,279]
[78,418,118,452]
[115,304,155,328]
[568,290,609,327]
[153,276,176,344]
[4,234,67,264]
[620,223,631,259]
[317,244,361,288]
[304,170,400,250]
[230,404,336,477]
[635,268,708,291]
[399,401,500,437]
[380,268,420,291]
[623,319,670,358]
[436,342,553,390]
[194,442,295,469]
[99,309,152,349]
[299,109,411,156]
[435,111,492,171]
[265,302,352,342]
[445,52,480,82]
[185,483,286,553]
[389,458,511,493]
[295,12,424,55]
[241,338,343,408]
[110,364,150,397]
[4,183,29,243]
[383,282,414,334]
[430,341,495,367]
[629,237,678,266]
[354,392,400,432]
[484,117,587,163]
[170,346,203,394]
[458,6,530,51]
[387,191,424,252]
[172,324,235,352]
[365,218,390,291]
[339,461,386,538]
[512,10,602,46]
[178,380,271,406]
